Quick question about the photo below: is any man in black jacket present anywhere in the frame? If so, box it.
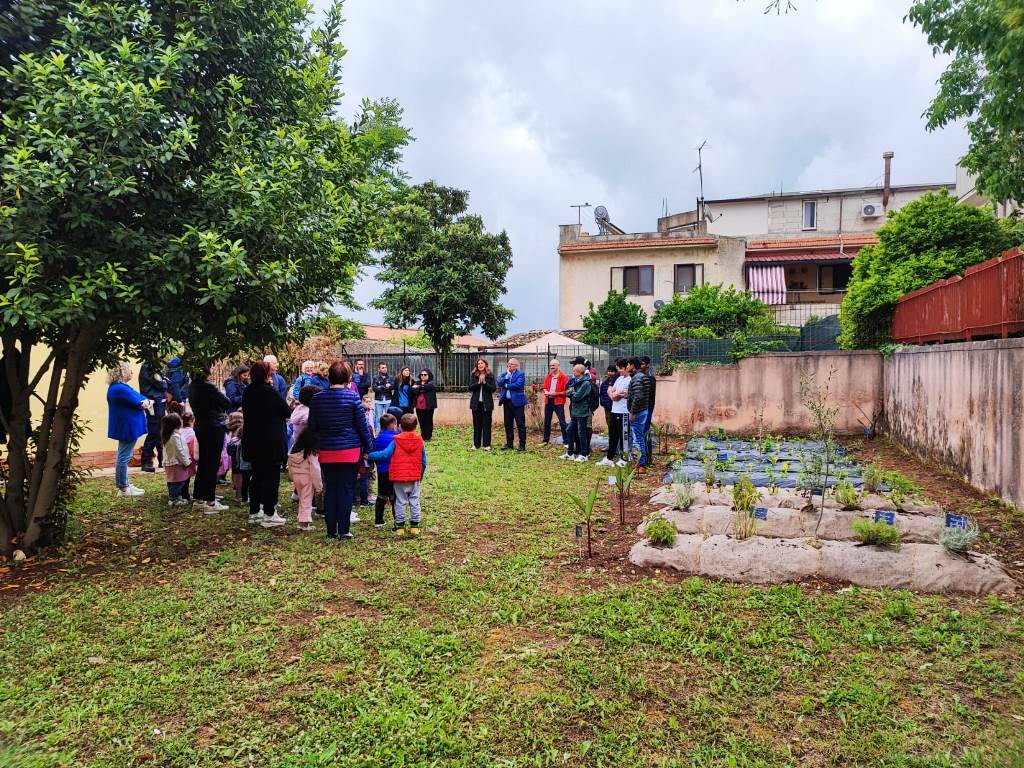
[138,362,169,471]
[626,357,650,473]
[371,363,395,431]
[640,356,657,459]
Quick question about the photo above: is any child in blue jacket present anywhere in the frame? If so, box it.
[370,412,400,528]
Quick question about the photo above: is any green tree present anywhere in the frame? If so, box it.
[371,181,513,375]
[651,284,776,336]
[0,0,408,554]
[839,191,1020,348]
[580,290,648,343]
[908,0,1024,205]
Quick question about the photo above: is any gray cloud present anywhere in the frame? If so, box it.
[329,0,966,334]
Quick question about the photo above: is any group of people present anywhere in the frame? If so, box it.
[106,351,657,539]
[532,354,655,472]
[106,355,430,539]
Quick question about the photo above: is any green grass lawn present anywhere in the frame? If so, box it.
[1,427,1022,767]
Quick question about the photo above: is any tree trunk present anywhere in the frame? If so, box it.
[21,326,99,552]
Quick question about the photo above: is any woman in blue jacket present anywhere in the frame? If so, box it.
[307,360,374,540]
[496,358,528,452]
[106,363,150,497]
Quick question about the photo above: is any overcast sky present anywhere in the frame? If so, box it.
[326,0,966,336]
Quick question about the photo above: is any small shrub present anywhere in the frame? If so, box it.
[646,515,677,548]
[834,481,861,510]
[702,453,716,490]
[731,475,761,514]
[861,462,884,493]
[731,475,761,540]
[674,479,698,510]
[851,519,903,550]
[939,514,980,554]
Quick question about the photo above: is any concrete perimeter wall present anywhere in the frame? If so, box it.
[653,351,883,435]
[884,339,1024,509]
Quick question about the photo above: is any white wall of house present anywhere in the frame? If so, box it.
[707,185,952,239]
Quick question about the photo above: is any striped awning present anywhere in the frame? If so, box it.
[748,265,787,305]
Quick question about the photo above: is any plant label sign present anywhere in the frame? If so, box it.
[754,507,768,521]
[874,511,896,525]
[945,514,968,529]
[607,476,616,485]
[717,452,728,461]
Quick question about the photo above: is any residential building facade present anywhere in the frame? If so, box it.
[559,153,955,328]
[557,221,746,328]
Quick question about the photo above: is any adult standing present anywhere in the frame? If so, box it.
[190,366,231,513]
[597,365,619,467]
[497,358,527,452]
[224,364,250,411]
[307,360,373,540]
[626,357,651,474]
[165,356,189,404]
[313,361,330,390]
[138,361,169,472]
[467,358,496,450]
[263,354,289,402]
[394,366,414,415]
[354,360,370,398]
[241,361,292,526]
[372,362,394,431]
[566,364,595,462]
[639,356,657,459]
[541,359,569,444]
[410,369,438,440]
[290,360,317,403]
[106,363,150,497]
[608,358,631,467]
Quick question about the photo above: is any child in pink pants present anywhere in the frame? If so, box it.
[287,429,322,531]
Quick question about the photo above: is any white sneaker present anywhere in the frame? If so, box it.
[575,455,589,463]
[615,459,627,467]
[559,453,572,460]
[118,485,145,497]
[597,457,614,467]
[248,511,266,525]
[470,445,478,451]
[168,498,188,507]
[261,512,287,527]
[350,511,362,523]
[483,446,491,451]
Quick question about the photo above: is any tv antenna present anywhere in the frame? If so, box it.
[570,202,591,226]
[693,140,708,202]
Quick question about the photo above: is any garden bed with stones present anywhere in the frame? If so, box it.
[631,483,1016,596]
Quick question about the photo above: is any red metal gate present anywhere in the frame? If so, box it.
[891,247,1024,343]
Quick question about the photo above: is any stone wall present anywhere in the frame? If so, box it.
[651,350,883,435]
[884,339,1024,509]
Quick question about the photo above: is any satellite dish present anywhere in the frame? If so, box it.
[654,299,666,310]
[594,205,609,223]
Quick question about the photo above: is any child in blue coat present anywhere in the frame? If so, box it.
[370,413,400,528]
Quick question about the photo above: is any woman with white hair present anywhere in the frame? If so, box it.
[106,363,151,497]
[290,359,317,404]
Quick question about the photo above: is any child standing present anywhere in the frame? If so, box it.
[357,394,375,508]
[161,413,192,506]
[368,413,426,537]
[368,413,399,529]
[227,412,250,503]
[179,411,198,502]
[288,428,322,532]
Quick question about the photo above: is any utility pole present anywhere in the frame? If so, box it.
[694,140,707,220]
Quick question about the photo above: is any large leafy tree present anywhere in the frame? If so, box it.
[839,191,1020,348]
[371,181,513,377]
[0,0,408,553]
[908,0,1024,205]
[580,290,648,344]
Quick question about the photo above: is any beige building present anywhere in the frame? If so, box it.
[557,221,746,328]
[560,153,955,328]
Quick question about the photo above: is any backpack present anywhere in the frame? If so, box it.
[588,380,600,413]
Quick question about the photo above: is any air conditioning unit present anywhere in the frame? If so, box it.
[861,202,882,218]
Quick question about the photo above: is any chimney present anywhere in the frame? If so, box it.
[882,151,894,210]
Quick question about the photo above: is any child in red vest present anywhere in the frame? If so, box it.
[368,413,427,536]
